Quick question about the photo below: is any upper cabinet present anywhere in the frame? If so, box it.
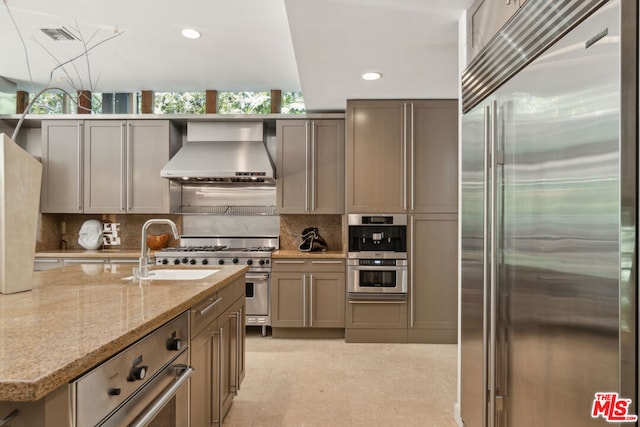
[346,100,458,214]
[41,119,180,214]
[466,0,527,64]
[41,120,84,213]
[276,120,344,214]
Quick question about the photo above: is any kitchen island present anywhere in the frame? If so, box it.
[0,263,247,425]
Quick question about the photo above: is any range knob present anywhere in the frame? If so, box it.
[189,259,196,265]
[258,259,265,266]
[202,259,209,265]
[167,337,182,351]
[181,257,188,264]
[161,259,168,265]
[218,259,225,265]
[107,387,122,396]
[128,365,148,382]
[173,259,181,265]
[232,258,239,264]
[246,259,253,266]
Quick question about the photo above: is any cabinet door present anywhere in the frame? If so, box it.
[218,306,234,422]
[229,299,246,392]
[410,100,458,213]
[408,214,458,343]
[346,100,406,213]
[276,120,310,213]
[271,272,305,327]
[190,324,216,427]
[127,120,171,213]
[309,272,345,328]
[312,120,344,214]
[41,120,83,213]
[83,120,126,213]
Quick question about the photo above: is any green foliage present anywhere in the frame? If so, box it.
[27,91,306,115]
[29,92,66,114]
[219,91,270,114]
[154,92,206,114]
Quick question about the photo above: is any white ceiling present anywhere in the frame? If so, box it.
[0,0,472,112]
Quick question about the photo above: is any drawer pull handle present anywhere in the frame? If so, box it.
[198,297,222,316]
[0,410,19,426]
[274,260,305,264]
[310,260,343,264]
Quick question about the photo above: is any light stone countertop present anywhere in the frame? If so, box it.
[0,263,247,402]
[272,250,346,259]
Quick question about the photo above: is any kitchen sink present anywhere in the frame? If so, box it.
[126,269,220,281]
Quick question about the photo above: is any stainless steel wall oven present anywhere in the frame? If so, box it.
[347,214,408,300]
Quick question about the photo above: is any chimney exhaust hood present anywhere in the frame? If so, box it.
[161,122,275,183]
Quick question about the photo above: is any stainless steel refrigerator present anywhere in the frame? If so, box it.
[460,0,637,426]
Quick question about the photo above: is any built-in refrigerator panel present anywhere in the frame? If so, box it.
[460,0,637,425]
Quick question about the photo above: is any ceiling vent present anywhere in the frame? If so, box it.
[40,28,78,41]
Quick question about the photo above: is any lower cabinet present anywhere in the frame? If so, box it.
[190,276,245,427]
[271,259,345,330]
[345,300,409,343]
[408,214,458,343]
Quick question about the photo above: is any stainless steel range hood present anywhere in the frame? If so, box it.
[161,122,275,183]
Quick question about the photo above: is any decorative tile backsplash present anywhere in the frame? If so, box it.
[279,214,343,251]
[38,214,182,250]
[38,213,344,252]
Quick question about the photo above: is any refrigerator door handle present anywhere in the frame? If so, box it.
[482,103,492,427]
[488,99,500,427]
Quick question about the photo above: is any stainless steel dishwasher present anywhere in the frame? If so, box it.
[70,311,192,427]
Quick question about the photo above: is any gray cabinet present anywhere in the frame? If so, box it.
[409,100,458,214]
[346,99,458,214]
[271,259,345,328]
[41,119,178,214]
[190,277,245,427]
[346,101,406,213]
[276,120,344,214]
[84,120,173,214]
[466,0,527,63]
[41,120,83,213]
[408,214,458,343]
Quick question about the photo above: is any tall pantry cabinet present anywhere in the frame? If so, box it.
[346,99,458,343]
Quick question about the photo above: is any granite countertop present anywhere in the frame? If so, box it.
[272,250,346,259]
[0,264,247,402]
[35,248,144,258]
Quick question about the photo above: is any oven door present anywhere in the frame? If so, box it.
[98,350,192,427]
[347,260,408,294]
[245,272,269,317]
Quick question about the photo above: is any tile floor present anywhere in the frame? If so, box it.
[222,328,458,427]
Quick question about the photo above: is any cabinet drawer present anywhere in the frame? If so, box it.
[34,258,63,271]
[191,292,221,337]
[346,299,407,329]
[308,259,345,273]
[272,259,308,272]
[217,277,244,313]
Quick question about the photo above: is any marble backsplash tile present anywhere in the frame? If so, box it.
[38,214,182,250]
[38,213,345,252]
[279,214,344,252]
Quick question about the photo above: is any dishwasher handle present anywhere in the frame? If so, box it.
[130,365,194,427]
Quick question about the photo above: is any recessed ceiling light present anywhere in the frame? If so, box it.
[362,72,382,81]
[181,28,201,39]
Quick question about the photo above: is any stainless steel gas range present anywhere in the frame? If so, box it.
[156,236,278,336]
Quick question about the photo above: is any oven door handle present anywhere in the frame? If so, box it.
[245,274,269,280]
[348,266,407,271]
[130,364,194,427]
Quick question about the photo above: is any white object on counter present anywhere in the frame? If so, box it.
[78,220,103,250]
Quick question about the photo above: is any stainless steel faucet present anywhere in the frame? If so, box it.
[139,219,179,277]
